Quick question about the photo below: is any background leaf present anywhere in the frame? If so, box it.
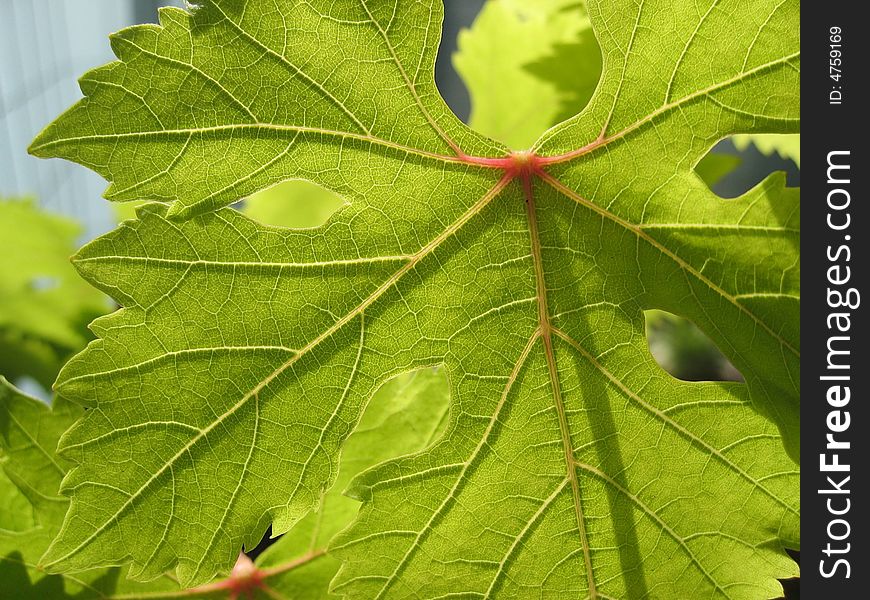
[453,0,600,149]
[0,200,107,389]
[243,180,346,230]
[0,377,123,597]
[733,133,800,167]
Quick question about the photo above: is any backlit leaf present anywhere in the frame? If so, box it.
[453,0,599,149]
[30,0,800,596]
[733,133,800,167]
[0,200,107,388]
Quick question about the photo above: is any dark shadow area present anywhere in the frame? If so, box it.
[0,552,121,599]
[245,525,278,561]
[710,139,800,198]
[778,550,800,599]
[559,331,650,598]
[436,0,486,122]
[546,205,648,596]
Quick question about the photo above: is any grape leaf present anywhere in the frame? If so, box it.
[243,180,346,230]
[254,366,449,599]
[0,469,35,533]
[456,1,741,190]
[733,133,800,167]
[0,200,107,388]
[0,377,122,597]
[453,0,599,149]
[30,0,799,595]
[1,367,447,599]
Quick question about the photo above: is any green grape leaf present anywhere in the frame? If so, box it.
[0,379,76,525]
[254,367,449,599]
[693,152,743,187]
[733,133,800,167]
[0,377,119,597]
[454,0,599,149]
[243,180,346,230]
[1,370,446,599]
[0,200,108,387]
[0,377,204,598]
[29,2,504,220]
[468,1,744,188]
[30,0,799,595]
[0,468,36,533]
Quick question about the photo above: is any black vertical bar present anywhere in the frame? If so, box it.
[802,1,867,597]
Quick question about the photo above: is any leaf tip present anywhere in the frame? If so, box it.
[51,373,77,407]
[36,544,64,575]
[165,200,195,221]
[342,476,372,504]
[27,128,54,158]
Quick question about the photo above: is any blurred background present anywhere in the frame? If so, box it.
[1,0,185,238]
[0,1,799,594]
